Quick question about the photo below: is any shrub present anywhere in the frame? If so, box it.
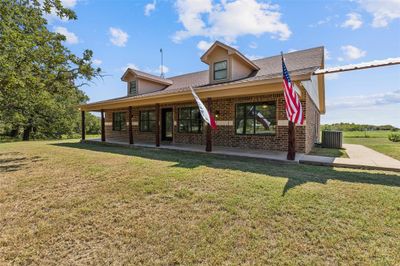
[388,133,400,142]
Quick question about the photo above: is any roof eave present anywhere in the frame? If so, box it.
[121,68,173,85]
[80,73,312,111]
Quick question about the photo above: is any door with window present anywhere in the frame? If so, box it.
[161,108,173,141]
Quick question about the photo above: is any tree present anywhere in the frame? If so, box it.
[0,0,101,140]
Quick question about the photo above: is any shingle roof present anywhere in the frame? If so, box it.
[88,46,323,105]
[121,68,173,85]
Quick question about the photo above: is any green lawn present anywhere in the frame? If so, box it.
[345,137,400,161]
[0,134,100,143]
[343,130,394,138]
[1,140,399,264]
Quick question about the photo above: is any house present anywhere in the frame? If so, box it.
[79,41,325,154]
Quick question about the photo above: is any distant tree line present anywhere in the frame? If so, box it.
[0,0,101,140]
[321,123,399,132]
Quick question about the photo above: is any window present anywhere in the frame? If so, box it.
[178,107,203,133]
[129,80,137,95]
[235,102,276,135]
[139,110,155,132]
[112,112,126,131]
[214,60,227,81]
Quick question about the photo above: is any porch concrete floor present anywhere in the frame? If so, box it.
[84,138,302,163]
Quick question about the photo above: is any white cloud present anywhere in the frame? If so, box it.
[153,65,169,75]
[288,48,297,53]
[326,89,400,109]
[245,54,262,60]
[249,42,258,49]
[44,0,78,23]
[121,63,140,72]
[308,16,335,28]
[324,48,331,60]
[173,0,291,43]
[341,12,363,30]
[109,27,129,47]
[358,0,400,27]
[322,103,400,127]
[144,1,156,16]
[325,73,340,80]
[197,40,213,52]
[341,45,366,60]
[61,0,77,8]
[54,26,79,44]
[93,59,102,66]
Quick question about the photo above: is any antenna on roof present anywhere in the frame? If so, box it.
[160,48,164,78]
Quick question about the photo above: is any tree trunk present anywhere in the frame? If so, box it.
[22,125,32,141]
[9,127,19,138]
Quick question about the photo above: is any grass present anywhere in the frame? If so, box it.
[309,147,348,158]
[345,137,400,161]
[343,130,394,138]
[0,134,100,143]
[1,140,400,264]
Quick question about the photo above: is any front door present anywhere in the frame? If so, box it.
[161,108,173,141]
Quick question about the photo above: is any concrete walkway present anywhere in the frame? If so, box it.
[83,139,400,172]
[300,144,400,172]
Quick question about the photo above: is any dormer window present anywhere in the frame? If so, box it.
[122,69,173,96]
[214,60,227,81]
[201,41,260,84]
[129,80,137,95]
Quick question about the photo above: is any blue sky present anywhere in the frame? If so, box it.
[49,0,400,126]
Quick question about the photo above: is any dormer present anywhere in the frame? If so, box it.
[200,41,260,84]
[121,69,173,96]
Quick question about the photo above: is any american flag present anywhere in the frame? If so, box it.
[282,54,304,125]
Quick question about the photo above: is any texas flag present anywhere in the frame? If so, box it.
[190,86,217,130]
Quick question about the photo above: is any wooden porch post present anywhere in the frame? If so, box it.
[155,103,160,147]
[287,121,296,160]
[128,106,133,145]
[205,97,212,152]
[81,110,86,141]
[101,109,105,142]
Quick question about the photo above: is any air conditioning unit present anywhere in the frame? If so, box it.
[322,131,343,149]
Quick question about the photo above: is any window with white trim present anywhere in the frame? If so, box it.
[213,60,227,81]
[235,102,276,135]
[129,80,137,95]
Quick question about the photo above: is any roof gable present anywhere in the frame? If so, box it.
[121,68,173,86]
[200,41,260,71]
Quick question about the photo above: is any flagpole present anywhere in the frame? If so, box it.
[282,51,296,160]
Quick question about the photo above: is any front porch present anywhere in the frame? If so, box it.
[80,92,314,160]
[83,138,303,163]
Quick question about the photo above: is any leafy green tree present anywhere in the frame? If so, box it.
[74,112,101,136]
[0,0,101,140]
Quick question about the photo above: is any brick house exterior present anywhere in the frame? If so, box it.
[81,41,325,155]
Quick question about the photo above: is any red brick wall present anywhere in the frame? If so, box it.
[104,91,320,153]
[132,106,156,143]
[206,94,306,152]
[105,109,128,143]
